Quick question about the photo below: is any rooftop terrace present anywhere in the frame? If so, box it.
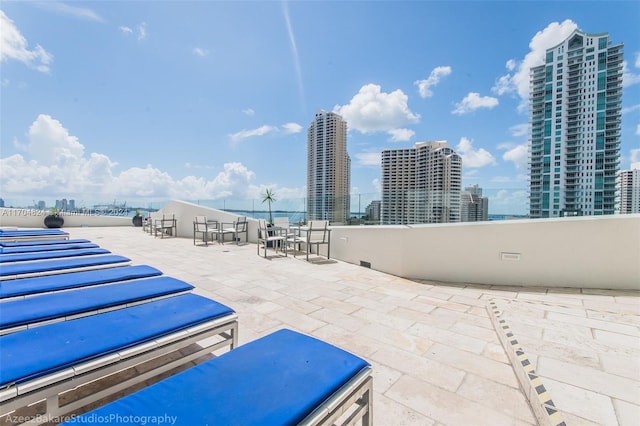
[28,225,639,425]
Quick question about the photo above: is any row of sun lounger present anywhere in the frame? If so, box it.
[0,228,372,425]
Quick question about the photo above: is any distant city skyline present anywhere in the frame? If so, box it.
[1,2,638,217]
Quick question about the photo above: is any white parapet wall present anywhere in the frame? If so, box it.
[0,208,131,228]
[329,214,640,290]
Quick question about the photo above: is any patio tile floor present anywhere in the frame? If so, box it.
[9,226,638,425]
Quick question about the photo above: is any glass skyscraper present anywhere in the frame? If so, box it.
[529,30,623,218]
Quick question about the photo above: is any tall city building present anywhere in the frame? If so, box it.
[381,141,462,224]
[460,184,489,222]
[307,110,351,224]
[529,29,623,218]
[619,167,640,214]
[365,200,381,223]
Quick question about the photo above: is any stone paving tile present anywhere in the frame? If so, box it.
[426,343,520,389]
[386,375,535,426]
[370,347,464,393]
[542,377,619,425]
[56,227,638,426]
[456,373,536,423]
[538,357,639,404]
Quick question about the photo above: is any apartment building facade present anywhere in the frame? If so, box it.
[307,110,351,224]
[529,29,623,218]
[381,141,462,224]
[460,184,489,222]
[619,168,640,214]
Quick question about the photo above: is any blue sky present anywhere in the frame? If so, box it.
[1,1,639,214]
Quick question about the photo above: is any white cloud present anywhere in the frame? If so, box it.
[355,152,381,166]
[502,144,528,170]
[387,128,414,142]
[0,115,306,201]
[636,124,640,136]
[635,52,640,68]
[622,61,640,87]
[492,19,578,110]
[281,122,302,134]
[509,123,529,137]
[333,84,420,134]
[192,47,209,57]
[35,2,104,22]
[414,66,452,98]
[120,22,147,40]
[372,178,381,193]
[137,22,147,40]
[621,104,640,115]
[455,137,497,168]
[631,148,640,163]
[228,125,277,142]
[242,108,255,116]
[0,11,53,73]
[452,92,498,115]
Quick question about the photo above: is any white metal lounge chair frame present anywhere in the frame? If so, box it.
[301,367,373,426]
[0,234,70,243]
[0,258,131,281]
[0,314,238,423]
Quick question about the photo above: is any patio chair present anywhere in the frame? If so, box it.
[0,293,238,420]
[193,216,219,246]
[60,329,372,426]
[305,220,331,261]
[154,214,177,238]
[257,219,287,258]
[219,216,248,244]
[0,255,131,281]
[0,264,162,300]
[0,276,194,334]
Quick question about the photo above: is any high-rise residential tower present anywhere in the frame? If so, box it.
[460,184,489,222]
[307,110,351,224]
[619,167,640,214]
[381,141,462,224]
[529,29,623,218]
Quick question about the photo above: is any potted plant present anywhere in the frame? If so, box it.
[132,209,143,227]
[44,207,64,228]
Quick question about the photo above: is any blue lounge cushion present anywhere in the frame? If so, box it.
[0,242,99,254]
[0,239,90,247]
[0,229,68,236]
[61,329,370,425]
[0,255,130,278]
[0,265,162,299]
[0,293,235,387]
[0,248,110,263]
[0,276,194,329]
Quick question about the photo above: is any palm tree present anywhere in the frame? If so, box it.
[261,188,276,224]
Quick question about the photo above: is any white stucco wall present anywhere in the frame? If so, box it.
[3,201,638,290]
[330,215,640,290]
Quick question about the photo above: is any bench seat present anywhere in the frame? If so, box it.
[0,239,90,248]
[0,248,110,263]
[0,255,131,280]
[0,265,162,299]
[0,293,238,419]
[61,329,372,426]
[0,276,195,334]
[0,242,98,254]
